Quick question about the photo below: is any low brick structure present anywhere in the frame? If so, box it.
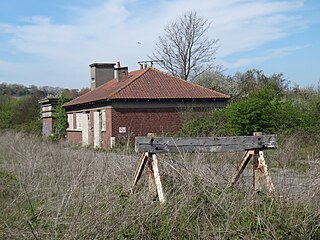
[39,97,59,137]
[63,62,230,148]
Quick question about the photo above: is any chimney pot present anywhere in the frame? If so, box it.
[115,62,128,82]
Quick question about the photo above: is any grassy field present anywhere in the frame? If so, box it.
[0,131,319,239]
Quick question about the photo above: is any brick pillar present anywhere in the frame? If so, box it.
[38,97,59,137]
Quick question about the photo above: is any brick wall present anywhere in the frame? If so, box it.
[66,131,82,145]
[42,118,54,137]
[66,106,202,147]
[111,108,182,143]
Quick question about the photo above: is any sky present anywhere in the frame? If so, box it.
[0,0,319,89]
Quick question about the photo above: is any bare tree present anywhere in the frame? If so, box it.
[152,11,219,80]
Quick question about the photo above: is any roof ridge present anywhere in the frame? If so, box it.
[187,79,230,98]
[149,67,230,99]
[63,84,97,106]
[109,67,151,99]
[64,77,119,106]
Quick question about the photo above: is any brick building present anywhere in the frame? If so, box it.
[63,62,230,148]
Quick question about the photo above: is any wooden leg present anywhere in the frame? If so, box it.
[231,150,254,185]
[257,151,275,194]
[151,154,165,204]
[147,156,157,196]
[253,150,263,191]
[131,152,149,194]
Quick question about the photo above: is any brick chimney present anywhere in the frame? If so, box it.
[90,63,115,90]
[115,61,128,82]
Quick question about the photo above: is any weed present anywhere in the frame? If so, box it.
[0,131,319,239]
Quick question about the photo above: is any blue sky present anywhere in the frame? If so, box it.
[0,0,319,89]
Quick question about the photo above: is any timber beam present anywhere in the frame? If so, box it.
[135,135,277,154]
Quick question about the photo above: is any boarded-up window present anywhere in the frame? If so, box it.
[67,113,74,129]
[101,110,106,131]
[75,113,82,130]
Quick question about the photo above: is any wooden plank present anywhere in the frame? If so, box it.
[151,154,165,204]
[130,152,149,194]
[256,151,275,194]
[231,150,254,185]
[135,135,277,153]
[147,157,157,196]
[253,150,263,191]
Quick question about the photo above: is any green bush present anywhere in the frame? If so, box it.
[179,109,228,137]
[226,86,301,135]
[0,95,42,135]
[291,88,320,134]
[52,95,69,140]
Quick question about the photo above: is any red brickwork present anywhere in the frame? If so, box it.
[42,118,55,137]
[66,131,82,145]
[101,132,108,148]
[111,108,182,143]
[65,107,194,147]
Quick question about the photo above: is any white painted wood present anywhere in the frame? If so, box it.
[101,110,106,131]
[93,111,101,148]
[82,113,90,146]
[67,114,74,129]
[110,137,115,148]
[42,112,53,118]
[75,113,82,130]
[42,106,53,111]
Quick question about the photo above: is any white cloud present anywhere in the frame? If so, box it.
[20,16,52,25]
[223,45,310,69]
[0,0,307,88]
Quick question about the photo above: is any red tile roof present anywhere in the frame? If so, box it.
[64,67,230,107]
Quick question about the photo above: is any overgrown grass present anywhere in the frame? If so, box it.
[0,131,319,239]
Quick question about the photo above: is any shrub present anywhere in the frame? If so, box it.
[179,109,228,137]
[226,86,301,135]
[52,95,69,140]
[0,95,42,135]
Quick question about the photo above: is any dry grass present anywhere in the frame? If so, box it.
[0,131,319,239]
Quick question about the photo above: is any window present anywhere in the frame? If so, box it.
[75,113,82,130]
[67,113,74,129]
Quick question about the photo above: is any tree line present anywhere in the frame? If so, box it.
[0,83,89,135]
[180,69,320,136]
